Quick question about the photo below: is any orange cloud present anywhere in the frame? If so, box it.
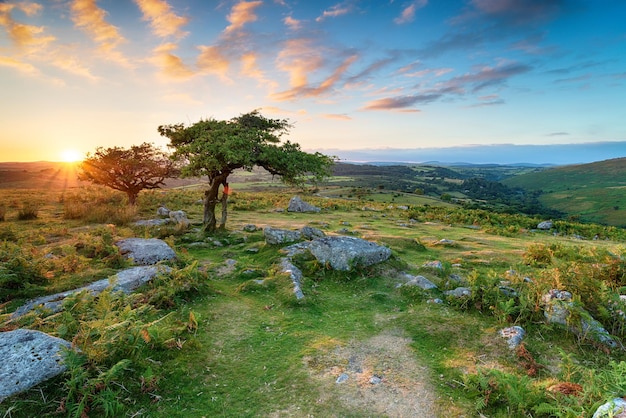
[224,1,263,34]
[134,0,188,38]
[152,43,194,79]
[0,55,39,75]
[273,54,358,101]
[283,15,302,30]
[275,38,324,88]
[196,45,230,81]
[322,113,352,120]
[0,4,55,50]
[70,0,129,66]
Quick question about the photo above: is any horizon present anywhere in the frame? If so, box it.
[1,1,625,162]
[2,141,625,167]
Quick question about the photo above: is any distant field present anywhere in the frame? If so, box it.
[504,157,626,226]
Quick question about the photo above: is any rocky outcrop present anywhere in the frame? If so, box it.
[0,329,73,402]
[592,398,626,418]
[300,226,326,240]
[287,196,320,213]
[542,289,617,348]
[500,326,526,350]
[12,266,170,318]
[307,236,391,271]
[116,238,176,265]
[264,227,302,245]
[400,273,438,290]
[537,220,553,230]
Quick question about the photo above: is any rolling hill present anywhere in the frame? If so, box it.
[503,157,626,226]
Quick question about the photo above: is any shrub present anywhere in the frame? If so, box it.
[0,204,6,221]
[17,201,39,220]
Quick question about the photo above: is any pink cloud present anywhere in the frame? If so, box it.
[394,0,427,25]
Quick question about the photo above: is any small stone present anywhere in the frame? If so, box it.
[336,373,349,384]
[369,375,383,385]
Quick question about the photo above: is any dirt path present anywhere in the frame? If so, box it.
[306,329,439,417]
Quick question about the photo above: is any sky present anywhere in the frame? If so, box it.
[1,0,625,164]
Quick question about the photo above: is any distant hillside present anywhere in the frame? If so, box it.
[503,157,626,226]
[0,162,83,189]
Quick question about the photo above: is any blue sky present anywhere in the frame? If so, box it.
[0,0,625,163]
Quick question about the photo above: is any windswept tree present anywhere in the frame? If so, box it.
[159,110,334,232]
[79,142,177,205]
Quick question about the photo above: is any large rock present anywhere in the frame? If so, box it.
[400,273,438,290]
[537,220,553,230]
[280,259,305,299]
[116,238,176,265]
[287,196,320,213]
[12,266,170,318]
[168,210,190,227]
[264,227,302,245]
[542,289,617,348]
[0,329,73,402]
[300,226,326,240]
[593,398,626,418]
[307,236,391,271]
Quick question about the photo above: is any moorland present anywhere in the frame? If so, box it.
[1,159,626,417]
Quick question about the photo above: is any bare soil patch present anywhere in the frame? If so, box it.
[304,329,438,417]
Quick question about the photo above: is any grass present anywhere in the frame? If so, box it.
[2,185,626,417]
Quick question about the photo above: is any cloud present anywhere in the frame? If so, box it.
[394,0,427,25]
[134,0,189,38]
[469,0,565,25]
[362,94,438,111]
[275,38,324,89]
[273,54,358,101]
[152,43,194,79]
[443,62,531,92]
[0,55,40,75]
[0,3,55,50]
[345,54,403,85]
[70,0,129,66]
[283,15,302,31]
[322,113,352,120]
[224,1,263,34]
[546,132,570,136]
[196,45,231,81]
[316,3,351,22]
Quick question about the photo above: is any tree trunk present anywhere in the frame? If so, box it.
[203,183,220,233]
[203,174,229,233]
[127,191,138,205]
[218,183,229,230]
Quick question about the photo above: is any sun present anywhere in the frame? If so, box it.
[60,149,83,163]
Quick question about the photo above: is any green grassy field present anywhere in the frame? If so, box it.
[2,184,626,417]
[504,158,626,226]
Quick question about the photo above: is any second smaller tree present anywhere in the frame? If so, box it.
[79,142,177,205]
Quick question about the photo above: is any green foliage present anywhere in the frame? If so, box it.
[143,261,211,308]
[0,241,47,301]
[159,110,334,232]
[523,243,553,266]
[79,142,177,205]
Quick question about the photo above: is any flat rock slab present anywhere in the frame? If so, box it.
[307,236,391,271]
[12,266,169,318]
[0,329,72,402]
[116,238,176,265]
